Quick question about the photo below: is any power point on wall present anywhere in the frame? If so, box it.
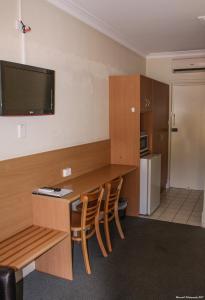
[17,124,26,138]
[62,167,72,177]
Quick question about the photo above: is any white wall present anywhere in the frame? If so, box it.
[0,0,145,161]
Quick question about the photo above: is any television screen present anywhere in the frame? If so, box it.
[0,61,55,116]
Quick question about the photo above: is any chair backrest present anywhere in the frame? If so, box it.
[104,177,123,215]
[80,187,104,230]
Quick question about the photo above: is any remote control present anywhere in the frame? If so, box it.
[38,187,54,193]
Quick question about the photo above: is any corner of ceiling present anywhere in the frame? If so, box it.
[48,0,205,62]
[47,0,146,58]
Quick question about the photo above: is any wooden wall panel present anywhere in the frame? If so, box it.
[0,140,110,242]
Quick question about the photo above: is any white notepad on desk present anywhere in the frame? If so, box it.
[33,188,73,198]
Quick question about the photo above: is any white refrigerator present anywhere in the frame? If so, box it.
[140,154,161,215]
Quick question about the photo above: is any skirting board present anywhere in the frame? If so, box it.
[15,262,35,282]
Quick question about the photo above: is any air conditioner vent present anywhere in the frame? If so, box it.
[172,58,205,73]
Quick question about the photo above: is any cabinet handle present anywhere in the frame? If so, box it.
[172,113,176,126]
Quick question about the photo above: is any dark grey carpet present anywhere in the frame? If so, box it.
[17,217,205,300]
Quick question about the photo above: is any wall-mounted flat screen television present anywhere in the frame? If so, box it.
[0,60,55,116]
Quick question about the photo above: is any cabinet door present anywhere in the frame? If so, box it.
[109,75,141,217]
[109,75,140,165]
[152,80,169,190]
[140,75,152,112]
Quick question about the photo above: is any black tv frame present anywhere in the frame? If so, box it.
[0,60,55,116]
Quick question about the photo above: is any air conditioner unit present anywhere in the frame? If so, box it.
[172,58,205,73]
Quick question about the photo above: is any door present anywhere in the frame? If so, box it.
[170,83,205,190]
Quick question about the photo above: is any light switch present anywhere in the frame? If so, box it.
[17,124,26,138]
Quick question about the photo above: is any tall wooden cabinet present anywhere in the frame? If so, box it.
[109,76,140,216]
[109,75,169,216]
[141,78,169,189]
[152,80,169,189]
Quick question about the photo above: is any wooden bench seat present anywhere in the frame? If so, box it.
[0,225,68,270]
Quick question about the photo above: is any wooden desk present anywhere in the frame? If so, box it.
[56,164,136,203]
[32,164,136,280]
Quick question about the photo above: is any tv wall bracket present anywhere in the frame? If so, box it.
[16,20,31,34]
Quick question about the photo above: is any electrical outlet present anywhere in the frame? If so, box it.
[62,167,72,177]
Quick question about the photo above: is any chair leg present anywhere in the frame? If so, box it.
[81,232,91,274]
[104,215,112,252]
[95,221,108,257]
[114,208,125,239]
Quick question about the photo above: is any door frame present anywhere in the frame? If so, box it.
[167,79,205,189]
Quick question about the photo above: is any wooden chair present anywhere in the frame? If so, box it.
[100,177,125,252]
[71,187,107,274]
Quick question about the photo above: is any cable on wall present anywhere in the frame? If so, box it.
[16,0,31,64]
